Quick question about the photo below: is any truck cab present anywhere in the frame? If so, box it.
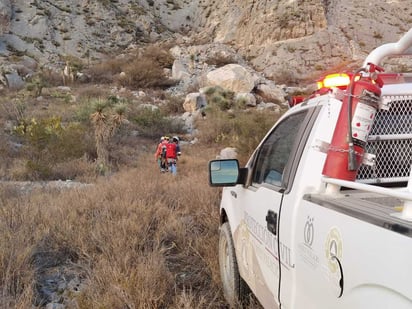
[209,28,412,309]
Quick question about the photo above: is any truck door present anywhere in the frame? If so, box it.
[233,109,315,308]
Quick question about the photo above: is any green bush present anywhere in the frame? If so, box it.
[132,107,184,139]
[14,117,91,180]
[203,86,235,111]
[196,104,281,162]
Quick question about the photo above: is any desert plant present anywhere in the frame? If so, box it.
[25,74,48,97]
[132,107,184,139]
[90,98,127,175]
[203,86,235,111]
[159,94,185,114]
[86,58,123,84]
[13,117,92,180]
[0,97,26,123]
[14,117,64,179]
[120,57,170,88]
[196,104,281,162]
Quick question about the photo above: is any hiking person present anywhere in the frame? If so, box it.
[166,136,181,175]
[154,136,169,172]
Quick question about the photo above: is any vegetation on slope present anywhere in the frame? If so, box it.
[0,43,282,307]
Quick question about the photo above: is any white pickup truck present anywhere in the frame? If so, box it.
[209,28,412,309]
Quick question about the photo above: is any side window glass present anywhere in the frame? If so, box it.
[252,111,308,187]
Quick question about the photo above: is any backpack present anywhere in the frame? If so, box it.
[166,142,177,159]
[161,144,167,158]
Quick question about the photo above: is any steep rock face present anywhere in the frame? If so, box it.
[195,0,327,45]
[0,0,177,67]
[192,0,412,83]
[1,0,412,86]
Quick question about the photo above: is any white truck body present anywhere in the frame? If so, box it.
[209,28,412,309]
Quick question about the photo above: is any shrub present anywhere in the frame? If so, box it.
[203,86,235,111]
[205,53,237,67]
[13,117,92,180]
[159,94,185,114]
[87,58,124,84]
[120,56,176,89]
[195,105,281,162]
[90,98,127,174]
[0,97,26,122]
[25,74,48,97]
[87,44,175,89]
[132,107,184,139]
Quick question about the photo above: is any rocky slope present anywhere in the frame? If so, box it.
[0,0,411,87]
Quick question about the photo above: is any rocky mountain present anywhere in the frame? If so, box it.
[0,0,411,89]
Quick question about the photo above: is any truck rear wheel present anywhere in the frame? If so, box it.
[219,222,249,307]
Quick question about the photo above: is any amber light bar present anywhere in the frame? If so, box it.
[317,73,352,89]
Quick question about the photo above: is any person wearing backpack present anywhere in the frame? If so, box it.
[154,136,169,172]
[166,136,181,175]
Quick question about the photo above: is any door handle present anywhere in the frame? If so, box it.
[266,210,277,235]
[331,255,344,297]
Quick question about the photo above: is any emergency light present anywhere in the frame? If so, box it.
[317,73,351,89]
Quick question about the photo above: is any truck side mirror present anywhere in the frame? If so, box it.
[209,159,240,187]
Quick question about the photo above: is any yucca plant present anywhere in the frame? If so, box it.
[90,99,127,175]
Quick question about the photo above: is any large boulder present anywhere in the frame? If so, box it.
[172,60,191,80]
[5,72,25,90]
[255,82,287,104]
[183,92,207,112]
[206,64,255,93]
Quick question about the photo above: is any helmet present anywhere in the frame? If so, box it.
[172,136,179,142]
[164,136,170,140]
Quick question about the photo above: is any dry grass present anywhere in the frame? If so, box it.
[0,144,235,308]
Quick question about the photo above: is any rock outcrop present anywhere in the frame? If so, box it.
[0,0,411,89]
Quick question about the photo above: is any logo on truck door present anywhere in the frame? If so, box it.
[304,216,314,246]
[325,227,342,273]
[299,216,319,269]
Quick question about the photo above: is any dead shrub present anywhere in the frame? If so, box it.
[75,84,112,101]
[159,93,185,114]
[86,57,124,84]
[86,44,175,89]
[206,53,238,67]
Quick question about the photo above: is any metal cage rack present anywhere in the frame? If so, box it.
[357,95,412,183]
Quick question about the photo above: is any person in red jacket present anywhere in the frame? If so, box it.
[154,136,169,172]
[166,136,181,175]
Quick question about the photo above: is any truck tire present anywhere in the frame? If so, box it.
[219,222,249,307]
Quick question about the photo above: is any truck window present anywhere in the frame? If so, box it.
[252,110,309,187]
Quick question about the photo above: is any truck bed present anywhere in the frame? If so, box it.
[304,191,412,237]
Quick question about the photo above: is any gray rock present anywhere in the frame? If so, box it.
[255,82,287,104]
[183,92,207,112]
[218,147,237,159]
[4,71,24,90]
[172,60,191,80]
[206,64,255,93]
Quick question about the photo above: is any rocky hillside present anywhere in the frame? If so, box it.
[194,0,412,81]
[0,0,411,89]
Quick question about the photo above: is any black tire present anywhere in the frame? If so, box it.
[219,222,249,308]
